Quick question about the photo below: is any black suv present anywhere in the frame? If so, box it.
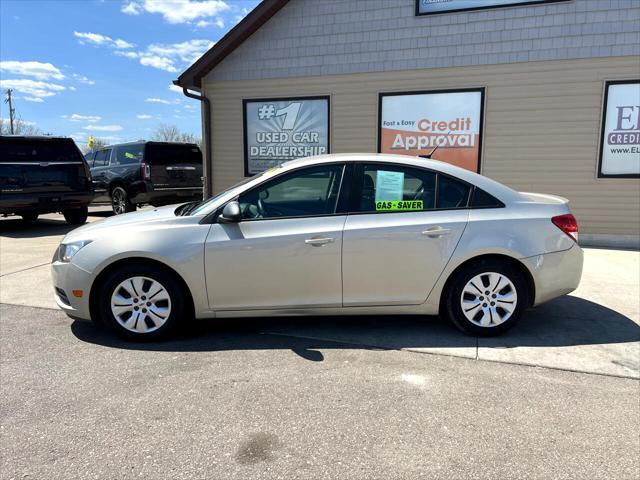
[86,141,203,214]
[0,136,93,224]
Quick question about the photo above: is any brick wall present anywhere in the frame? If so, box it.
[208,0,640,81]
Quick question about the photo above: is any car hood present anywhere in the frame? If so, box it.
[63,205,183,242]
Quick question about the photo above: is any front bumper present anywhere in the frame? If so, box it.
[51,260,94,320]
[523,243,584,306]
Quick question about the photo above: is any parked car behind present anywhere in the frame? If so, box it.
[85,141,203,215]
[0,136,93,225]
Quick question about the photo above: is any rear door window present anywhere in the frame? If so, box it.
[356,164,437,213]
[436,175,471,209]
[114,144,144,165]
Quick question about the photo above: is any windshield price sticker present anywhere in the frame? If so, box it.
[376,200,423,211]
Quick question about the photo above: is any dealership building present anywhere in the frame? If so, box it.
[176,0,640,247]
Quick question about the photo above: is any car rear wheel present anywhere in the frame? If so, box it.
[63,206,88,225]
[443,259,528,336]
[97,265,185,340]
[111,186,136,215]
[20,213,38,223]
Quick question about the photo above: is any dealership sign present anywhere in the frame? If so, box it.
[243,96,329,175]
[416,0,566,15]
[378,89,484,172]
[598,80,640,178]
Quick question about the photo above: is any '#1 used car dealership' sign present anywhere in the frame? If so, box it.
[598,80,640,178]
[378,89,484,173]
[243,96,330,175]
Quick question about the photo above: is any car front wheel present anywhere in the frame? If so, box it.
[97,265,185,340]
[443,259,528,336]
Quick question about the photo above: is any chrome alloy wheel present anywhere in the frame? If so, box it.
[112,189,126,215]
[110,276,172,333]
[460,272,518,327]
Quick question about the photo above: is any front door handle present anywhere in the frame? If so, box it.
[305,237,335,246]
[421,227,451,238]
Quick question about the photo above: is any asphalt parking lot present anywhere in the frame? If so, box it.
[1,210,639,479]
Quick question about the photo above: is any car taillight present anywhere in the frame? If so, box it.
[83,161,92,182]
[552,214,578,242]
[141,162,151,181]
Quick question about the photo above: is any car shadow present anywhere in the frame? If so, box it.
[71,295,640,361]
[0,209,112,239]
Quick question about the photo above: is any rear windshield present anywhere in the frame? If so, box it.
[145,143,202,165]
[0,138,83,163]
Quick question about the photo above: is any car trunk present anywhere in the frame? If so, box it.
[0,138,89,195]
[145,143,203,189]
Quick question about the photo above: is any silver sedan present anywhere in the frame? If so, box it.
[52,154,583,340]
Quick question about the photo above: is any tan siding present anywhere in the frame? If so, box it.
[204,56,640,236]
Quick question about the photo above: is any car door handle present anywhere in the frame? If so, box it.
[305,237,335,246]
[421,227,451,238]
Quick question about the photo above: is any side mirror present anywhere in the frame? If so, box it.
[219,201,242,223]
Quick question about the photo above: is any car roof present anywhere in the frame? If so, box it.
[279,153,523,202]
[97,140,200,148]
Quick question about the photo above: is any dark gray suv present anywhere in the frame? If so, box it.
[85,141,203,214]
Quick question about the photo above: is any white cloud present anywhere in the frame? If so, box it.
[169,84,183,93]
[23,97,45,103]
[126,0,230,24]
[116,39,214,72]
[145,98,173,104]
[0,61,65,80]
[83,124,124,132]
[195,20,212,28]
[183,104,197,110]
[137,114,154,119]
[63,114,102,122]
[140,56,178,72]
[74,31,134,49]
[0,78,66,100]
[72,74,95,85]
[121,2,142,14]
[1,117,35,126]
[114,51,139,59]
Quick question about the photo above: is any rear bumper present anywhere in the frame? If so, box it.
[523,243,584,306]
[0,192,93,216]
[131,186,202,206]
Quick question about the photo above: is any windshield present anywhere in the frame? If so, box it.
[186,170,272,216]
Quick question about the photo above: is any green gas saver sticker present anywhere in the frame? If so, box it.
[375,200,423,211]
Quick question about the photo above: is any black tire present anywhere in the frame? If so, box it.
[63,206,88,225]
[443,259,528,336]
[97,264,186,341]
[111,186,136,215]
[20,213,39,223]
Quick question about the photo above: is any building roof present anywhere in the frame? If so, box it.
[174,0,290,91]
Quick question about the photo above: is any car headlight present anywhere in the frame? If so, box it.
[57,240,92,262]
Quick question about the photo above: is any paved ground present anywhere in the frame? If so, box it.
[1,210,639,479]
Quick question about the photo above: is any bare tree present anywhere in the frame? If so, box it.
[152,123,201,147]
[0,117,42,135]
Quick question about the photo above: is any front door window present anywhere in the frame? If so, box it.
[238,164,344,219]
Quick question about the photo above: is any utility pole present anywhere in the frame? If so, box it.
[4,89,16,134]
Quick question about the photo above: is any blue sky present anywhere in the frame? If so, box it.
[0,0,259,146]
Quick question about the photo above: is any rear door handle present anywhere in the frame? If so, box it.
[421,227,451,238]
[305,237,335,246]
